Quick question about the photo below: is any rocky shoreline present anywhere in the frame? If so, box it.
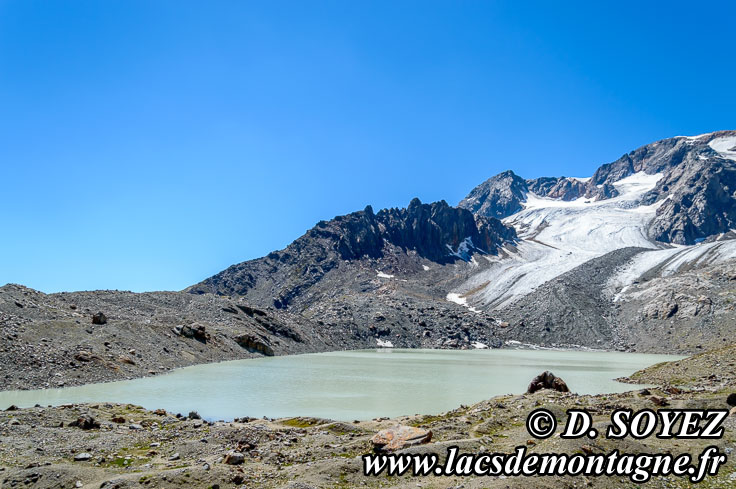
[1,276,717,394]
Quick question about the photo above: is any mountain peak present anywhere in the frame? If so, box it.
[460,130,736,244]
[187,199,515,308]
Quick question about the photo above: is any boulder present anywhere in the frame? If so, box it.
[92,312,107,325]
[371,426,432,452]
[117,355,136,365]
[223,451,244,465]
[73,453,92,461]
[180,323,208,343]
[650,395,669,407]
[74,351,93,362]
[726,393,736,407]
[527,371,570,394]
[234,334,274,356]
[642,301,678,320]
[69,415,100,430]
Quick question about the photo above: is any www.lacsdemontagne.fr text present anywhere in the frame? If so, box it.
[363,445,726,483]
[363,408,729,483]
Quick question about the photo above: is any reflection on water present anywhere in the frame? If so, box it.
[0,349,681,421]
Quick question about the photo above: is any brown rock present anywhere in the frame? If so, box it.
[234,334,274,356]
[74,351,93,362]
[371,426,432,452]
[118,355,136,365]
[69,415,100,430]
[527,371,570,394]
[650,395,668,407]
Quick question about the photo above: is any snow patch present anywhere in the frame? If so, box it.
[376,338,394,348]
[446,292,481,314]
[679,132,713,141]
[446,293,466,306]
[376,271,394,279]
[471,341,489,349]
[709,135,736,160]
[422,265,431,271]
[446,237,476,261]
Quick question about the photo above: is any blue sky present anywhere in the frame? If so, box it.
[1,1,735,293]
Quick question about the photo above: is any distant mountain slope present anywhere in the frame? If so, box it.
[187,199,516,309]
[181,130,736,354]
[460,130,736,245]
[449,130,736,314]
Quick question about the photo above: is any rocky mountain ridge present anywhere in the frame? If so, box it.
[460,130,736,245]
[187,198,516,309]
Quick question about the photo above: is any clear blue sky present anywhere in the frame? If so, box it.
[1,1,734,293]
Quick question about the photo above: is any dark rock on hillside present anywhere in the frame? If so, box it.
[92,312,107,325]
[645,149,736,244]
[234,334,274,356]
[186,199,515,308]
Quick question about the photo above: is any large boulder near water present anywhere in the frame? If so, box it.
[371,426,432,452]
[527,371,570,394]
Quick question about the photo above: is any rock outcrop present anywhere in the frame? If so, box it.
[527,371,570,394]
[187,199,515,309]
[234,334,274,356]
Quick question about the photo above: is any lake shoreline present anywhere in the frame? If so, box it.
[1,343,679,395]
[1,343,734,489]
[0,348,684,421]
